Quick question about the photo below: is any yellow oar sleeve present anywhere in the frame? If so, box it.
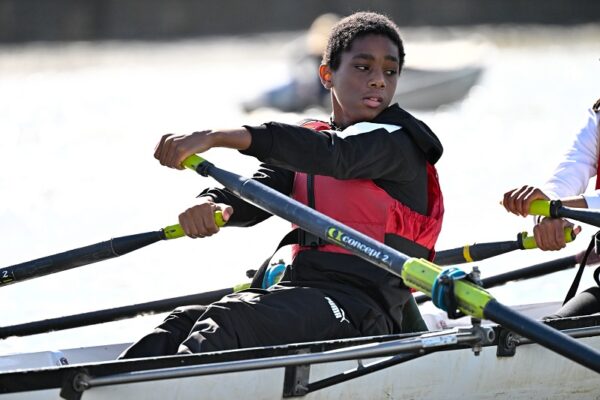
[402,258,494,319]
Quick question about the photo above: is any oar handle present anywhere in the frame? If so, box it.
[529,200,554,217]
[530,200,600,228]
[162,211,226,240]
[182,154,207,171]
[161,153,223,241]
[519,227,575,249]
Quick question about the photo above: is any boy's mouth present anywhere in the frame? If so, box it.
[362,96,383,108]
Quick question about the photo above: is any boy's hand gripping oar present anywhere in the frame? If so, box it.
[0,214,225,287]
[530,200,600,228]
[162,212,226,239]
[182,154,600,374]
[435,228,576,266]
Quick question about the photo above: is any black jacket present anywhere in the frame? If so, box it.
[199,104,443,332]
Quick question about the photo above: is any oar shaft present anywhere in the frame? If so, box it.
[558,207,600,228]
[416,253,580,304]
[0,213,225,287]
[435,228,575,266]
[531,200,600,228]
[0,287,234,339]
[190,158,409,276]
[480,254,579,287]
[0,231,164,287]
[435,240,518,266]
[484,300,600,373]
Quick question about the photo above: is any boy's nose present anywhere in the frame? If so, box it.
[369,75,385,88]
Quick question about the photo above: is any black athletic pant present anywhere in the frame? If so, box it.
[120,284,428,358]
[119,304,208,358]
[121,285,376,357]
[544,286,600,320]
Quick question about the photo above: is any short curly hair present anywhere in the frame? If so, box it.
[322,11,405,72]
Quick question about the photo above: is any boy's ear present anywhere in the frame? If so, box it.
[319,64,333,89]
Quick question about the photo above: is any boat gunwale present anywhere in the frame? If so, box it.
[1,313,599,394]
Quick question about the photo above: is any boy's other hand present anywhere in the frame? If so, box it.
[179,198,233,238]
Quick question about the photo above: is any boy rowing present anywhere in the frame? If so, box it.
[121,11,444,358]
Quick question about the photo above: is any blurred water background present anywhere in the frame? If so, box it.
[1,23,599,354]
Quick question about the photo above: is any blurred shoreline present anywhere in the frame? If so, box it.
[0,24,600,74]
[1,0,599,43]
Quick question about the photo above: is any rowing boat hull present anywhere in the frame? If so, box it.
[394,66,483,110]
[1,315,599,399]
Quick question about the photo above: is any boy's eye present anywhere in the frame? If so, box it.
[385,70,398,76]
[355,65,369,71]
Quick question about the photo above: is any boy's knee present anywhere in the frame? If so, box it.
[585,286,600,299]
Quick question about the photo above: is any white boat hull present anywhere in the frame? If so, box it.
[86,337,600,400]
[1,317,599,400]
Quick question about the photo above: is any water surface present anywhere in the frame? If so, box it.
[1,25,599,354]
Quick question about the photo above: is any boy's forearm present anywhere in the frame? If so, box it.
[212,128,252,150]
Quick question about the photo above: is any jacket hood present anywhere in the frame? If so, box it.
[374,103,443,164]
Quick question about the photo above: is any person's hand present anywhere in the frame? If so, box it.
[502,186,550,217]
[154,128,252,170]
[154,130,215,170]
[178,198,234,238]
[533,217,581,251]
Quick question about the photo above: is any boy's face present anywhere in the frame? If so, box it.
[321,34,400,128]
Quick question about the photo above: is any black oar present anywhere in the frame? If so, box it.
[182,154,600,373]
[417,250,594,304]
[0,216,224,288]
[531,199,600,228]
[3,252,586,339]
[1,251,593,339]
[0,286,238,339]
[435,228,575,266]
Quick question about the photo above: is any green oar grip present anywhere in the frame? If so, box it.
[402,258,494,319]
[519,227,575,250]
[182,154,207,171]
[161,154,223,239]
[162,211,226,239]
[529,200,552,217]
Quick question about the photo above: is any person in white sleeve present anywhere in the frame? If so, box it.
[501,97,600,319]
[502,99,600,251]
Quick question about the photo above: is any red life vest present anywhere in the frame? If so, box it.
[291,120,444,261]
